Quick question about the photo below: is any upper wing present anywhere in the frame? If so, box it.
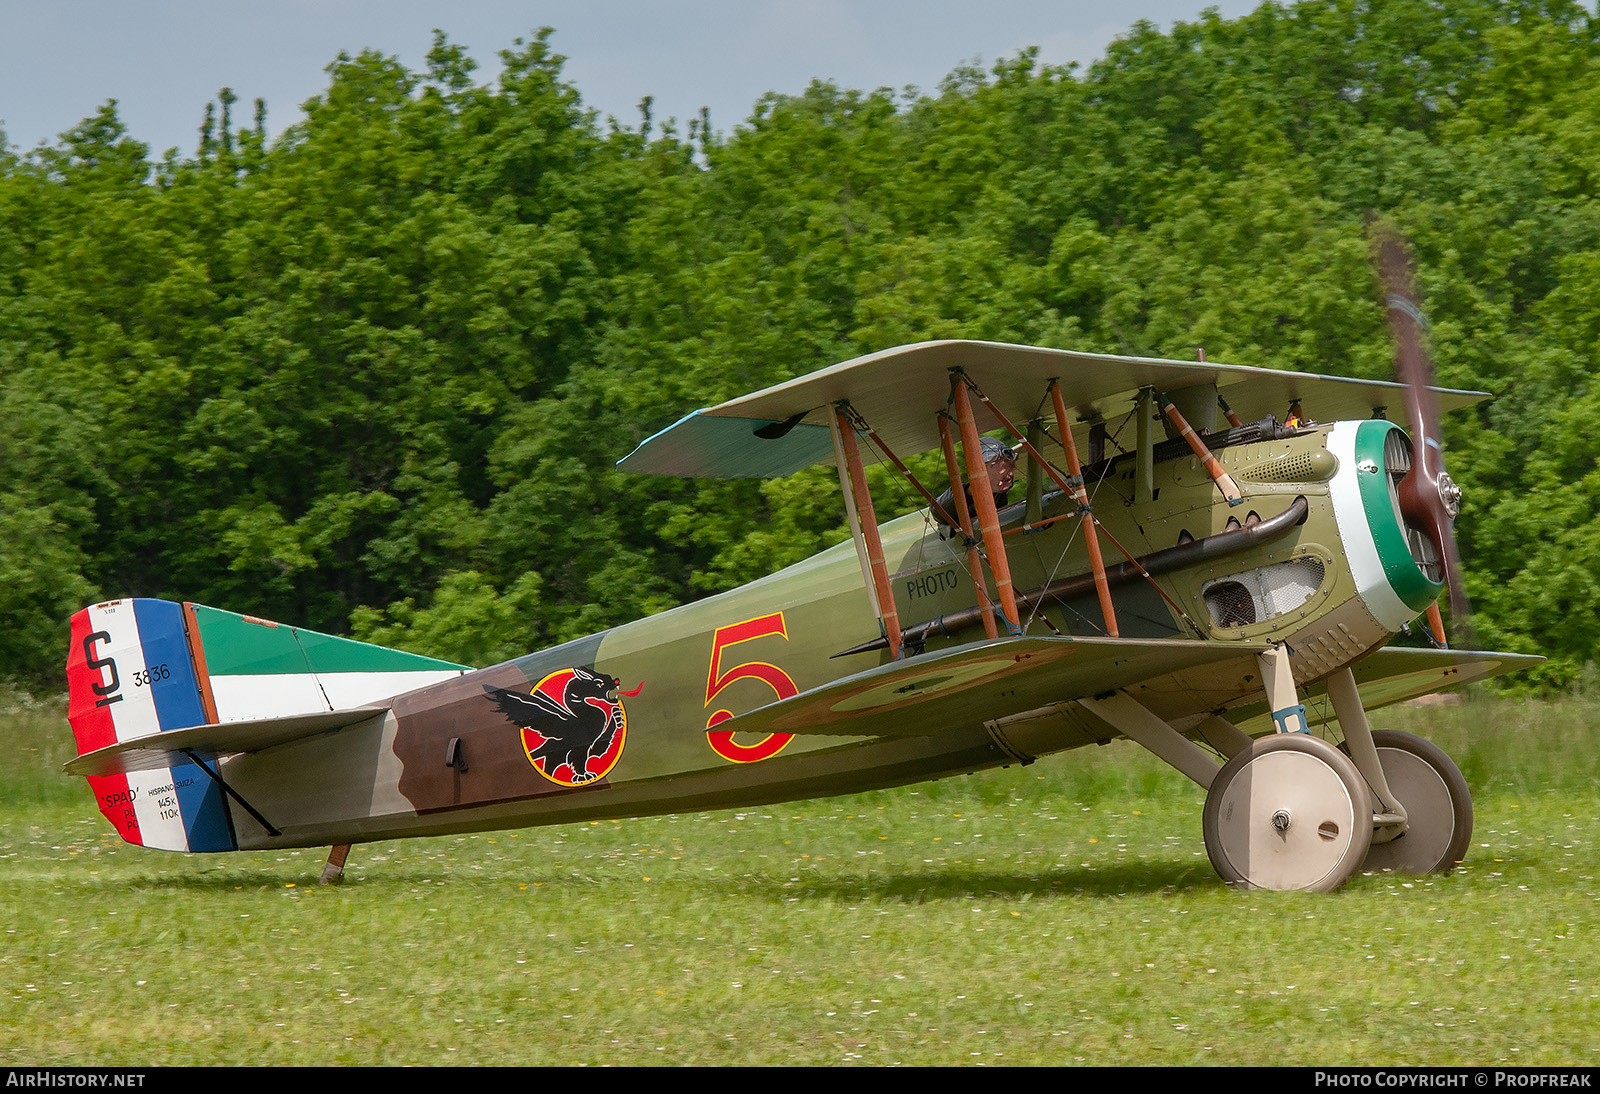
[64,706,390,778]
[617,340,1489,479]
[709,634,1271,741]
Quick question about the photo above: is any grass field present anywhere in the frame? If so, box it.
[3,690,1597,1066]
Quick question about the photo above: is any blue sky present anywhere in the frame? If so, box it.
[1,1,1261,158]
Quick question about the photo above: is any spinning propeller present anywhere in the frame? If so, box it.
[1372,220,1472,646]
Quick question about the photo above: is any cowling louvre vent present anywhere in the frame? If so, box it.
[1240,452,1317,483]
[1203,557,1327,628]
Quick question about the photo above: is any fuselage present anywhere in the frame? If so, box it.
[217,416,1441,849]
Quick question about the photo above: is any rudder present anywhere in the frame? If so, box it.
[67,599,234,852]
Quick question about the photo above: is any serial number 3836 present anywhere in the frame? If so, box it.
[131,663,170,688]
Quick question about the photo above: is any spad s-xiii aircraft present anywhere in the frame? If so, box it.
[63,312,1539,892]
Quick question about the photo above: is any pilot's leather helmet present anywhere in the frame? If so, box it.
[979,436,1017,465]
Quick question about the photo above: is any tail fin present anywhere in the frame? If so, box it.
[66,599,467,852]
[67,600,233,851]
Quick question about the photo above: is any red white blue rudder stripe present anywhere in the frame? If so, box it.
[66,599,235,852]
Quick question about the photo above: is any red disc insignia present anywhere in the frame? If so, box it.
[484,668,632,787]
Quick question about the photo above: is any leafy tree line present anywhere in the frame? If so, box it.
[3,1,1598,688]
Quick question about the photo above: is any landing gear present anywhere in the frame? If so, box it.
[1202,734,1373,892]
[1341,730,1473,874]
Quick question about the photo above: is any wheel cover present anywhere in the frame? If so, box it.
[1205,738,1372,892]
[1363,750,1455,872]
[1352,732,1473,875]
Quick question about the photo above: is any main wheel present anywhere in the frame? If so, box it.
[1340,729,1473,875]
[1203,734,1373,892]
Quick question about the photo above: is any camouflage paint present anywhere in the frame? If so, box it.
[79,416,1483,852]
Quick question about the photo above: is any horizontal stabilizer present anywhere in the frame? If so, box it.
[65,706,390,778]
[712,634,1271,741]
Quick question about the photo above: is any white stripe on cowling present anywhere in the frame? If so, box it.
[1326,421,1414,631]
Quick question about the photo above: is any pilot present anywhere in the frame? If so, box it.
[935,436,1017,529]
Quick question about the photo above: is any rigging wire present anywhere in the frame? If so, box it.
[847,407,976,587]
[840,391,1200,646]
[1019,407,1137,636]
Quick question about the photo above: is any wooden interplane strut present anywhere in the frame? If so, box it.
[950,372,1125,635]
[956,371,1211,637]
[845,411,959,530]
[1217,393,1245,429]
[950,375,1022,633]
[1048,380,1119,638]
[1425,602,1449,649]
[321,844,352,885]
[937,415,1000,641]
[828,410,880,621]
[833,405,904,659]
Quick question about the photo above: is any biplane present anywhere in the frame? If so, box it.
[62,323,1540,891]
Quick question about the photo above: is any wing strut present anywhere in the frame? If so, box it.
[830,404,905,659]
[1157,391,1244,506]
[1424,602,1449,648]
[951,374,1023,633]
[838,400,999,650]
[848,413,959,529]
[958,372,1206,638]
[1217,393,1246,428]
[937,414,1000,641]
[1047,379,1119,638]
